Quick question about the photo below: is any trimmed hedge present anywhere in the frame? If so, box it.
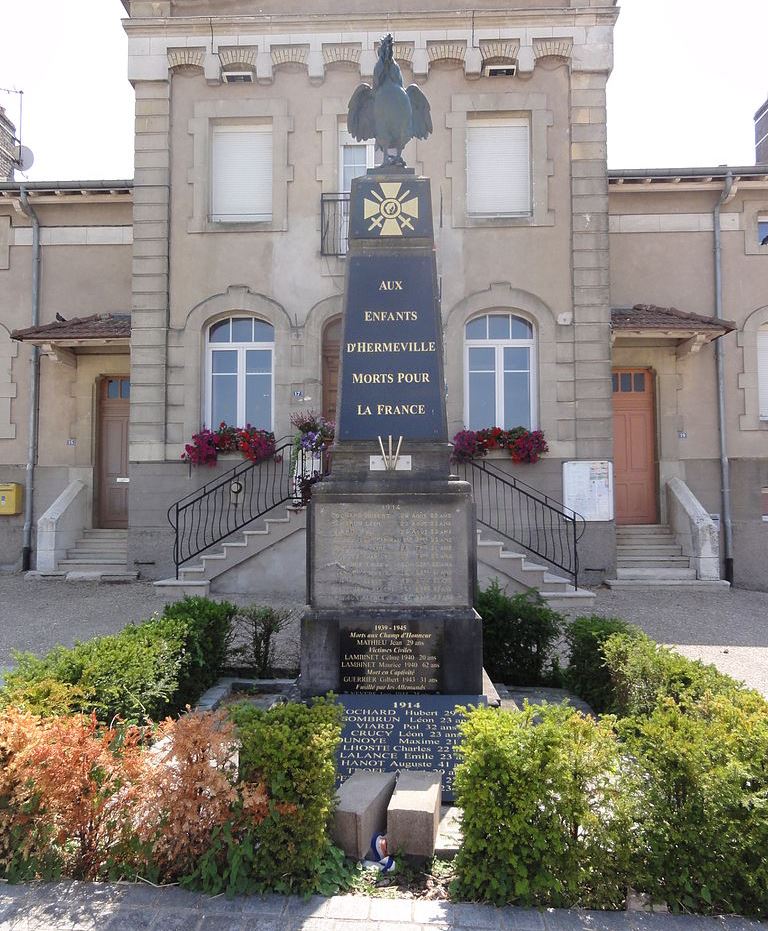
[189,698,345,896]
[453,703,629,909]
[476,581,563,685]
[602,631,741,718]
[458,625,768,918]
[621,691,768,916]
[0,597,236,723]
[564,615,640,713]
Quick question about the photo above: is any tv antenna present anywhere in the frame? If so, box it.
[0,87,34,174]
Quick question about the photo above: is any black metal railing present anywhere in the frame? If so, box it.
[321,193,351,256]
[168,441,328,577]
[458,458,586,588]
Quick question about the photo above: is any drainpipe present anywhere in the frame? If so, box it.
[18,186,41,572]
[713,170,734,584]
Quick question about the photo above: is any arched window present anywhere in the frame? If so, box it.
[464,312,536,430]
[759,323,768,419]
[206,316,274,429]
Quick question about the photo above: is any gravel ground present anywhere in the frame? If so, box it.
[0,574,302,679]
[1,574,766,695]
[562,585,768,696]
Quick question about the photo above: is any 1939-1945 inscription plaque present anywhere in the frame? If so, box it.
[339,618,441,693]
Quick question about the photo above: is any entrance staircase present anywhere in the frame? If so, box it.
[154,513,594,608]
[154,448,594,605]
[34,529,137,581]
[606,524,728,590]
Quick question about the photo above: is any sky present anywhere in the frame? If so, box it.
[1,0,767,181]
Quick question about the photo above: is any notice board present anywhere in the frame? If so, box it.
[563,460,614,522]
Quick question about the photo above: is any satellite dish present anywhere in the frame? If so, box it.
[13,144,34,172]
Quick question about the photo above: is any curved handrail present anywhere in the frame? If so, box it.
[167,440,324,577]
[457,459,585,587]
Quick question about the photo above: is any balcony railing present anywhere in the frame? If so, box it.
[321,192,351,256]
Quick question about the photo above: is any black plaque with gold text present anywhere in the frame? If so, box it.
[339,618,442,692]
[337,252,446,442]
[336,693,487,801]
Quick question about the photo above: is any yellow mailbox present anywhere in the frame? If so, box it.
[0,483,22,516]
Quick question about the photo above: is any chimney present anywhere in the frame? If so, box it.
[756,95,768,165]
[0,106,16,181]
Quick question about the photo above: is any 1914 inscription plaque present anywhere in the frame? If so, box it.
[337,694,487,801]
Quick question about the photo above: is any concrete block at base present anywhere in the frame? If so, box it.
[332,771,396,859]
[386,771,441,858]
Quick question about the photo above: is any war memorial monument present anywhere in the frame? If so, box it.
[300,36,487,804]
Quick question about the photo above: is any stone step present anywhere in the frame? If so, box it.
[58,559,127,570]
[83,527,128,540]
[68,546,128,556]
[616,524,671,532]
[58,559,132,576]
[153,578,211,598]
[606,579,731,590]
[617,556,692,566]
[616,544,682,555]
[616,567,697,580]
[539,586,597,608]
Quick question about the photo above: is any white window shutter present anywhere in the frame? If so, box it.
[758,327,768,418]
[466,120,530,217]
[211,126,272,222]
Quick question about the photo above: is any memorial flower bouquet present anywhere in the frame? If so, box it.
[450,426,548,464]
[182,422,276,466]
[290,410,335,458]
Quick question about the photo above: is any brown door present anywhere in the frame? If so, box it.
[322,316,342,422]
[98,376,130,528]
[612,368,657,524]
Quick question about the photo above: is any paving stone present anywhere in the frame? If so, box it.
[193,894,242,914]
[105,908,160,931]
[498,908,546,930]
[412,901,451,924]
[283,896,329,920]
[442,902,502,928]
[628,916,738,931]
[369,899,414,923]
[196,916,244,931]
[293,919,337,931]
[322,895,371,921]
[239,894,288,916]
[148,907,201,931]
[113,884,165,909]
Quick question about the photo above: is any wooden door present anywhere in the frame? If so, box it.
[98,376,130,528]
[612,368,657,525]
[322,316,342,422]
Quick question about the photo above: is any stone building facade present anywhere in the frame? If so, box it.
[0,0,766,594]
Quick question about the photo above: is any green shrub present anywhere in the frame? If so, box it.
[602,632,741,718]
[161,596,236,702]
[1,597,235,723]
[189,698,343,895]
[476,581,563,685]
[227,605,290,677]
[621,693,768,917]
[564,616,640,713]
[453,703,630,909]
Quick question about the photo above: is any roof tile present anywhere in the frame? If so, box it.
[12,313,131,342]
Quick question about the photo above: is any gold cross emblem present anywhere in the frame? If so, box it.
[363,182,419,236]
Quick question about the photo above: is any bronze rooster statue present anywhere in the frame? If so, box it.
[347,34,433,167]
